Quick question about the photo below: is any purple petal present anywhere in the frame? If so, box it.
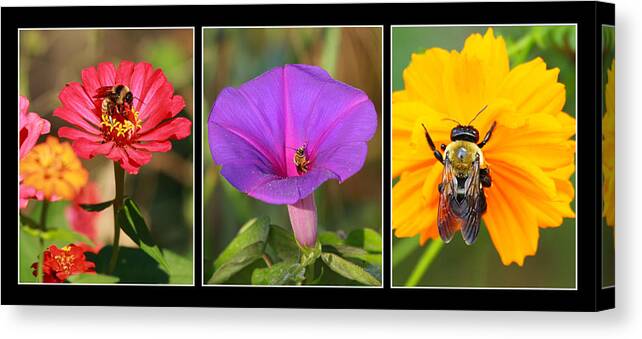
[287,193,318,248]
[208,64,377,205]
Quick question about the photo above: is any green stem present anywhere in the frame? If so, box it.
[36,200,50,283]
[39,200,50,232]
[405,239,444,287]
[305,261,316,284]
[262,254,273,268]
[107,162,125,274]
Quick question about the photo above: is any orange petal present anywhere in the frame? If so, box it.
[498,57,566,118]
[461,28,510,99]
[483,176,539,266]
[393,167,440,238]
[402,47,451,113]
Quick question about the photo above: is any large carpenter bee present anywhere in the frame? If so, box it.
[94,84,134,116]
[421,106,496,245]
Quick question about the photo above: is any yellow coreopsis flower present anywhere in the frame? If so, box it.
[603,59,615,227]
[20,136,89,200]
[392,28,576,266]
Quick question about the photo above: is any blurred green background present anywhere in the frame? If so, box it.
[602,25,615,287]
[202,27,383,279]
[392,26,577,288]
[19,29,194,282]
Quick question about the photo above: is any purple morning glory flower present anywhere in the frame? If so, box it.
[208,64,377,247]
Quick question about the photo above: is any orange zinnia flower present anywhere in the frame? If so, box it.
[20,136,89,200]
[392,28,576,266]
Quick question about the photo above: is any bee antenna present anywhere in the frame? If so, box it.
[441,118,462,125]
[467,105,488,125]
[133,96,147,105]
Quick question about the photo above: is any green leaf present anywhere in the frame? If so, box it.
[318,231,344,247]
[214,217,270,268]
[345,228,382,253]
[79,199,114,212]
[40,227,94,247]
[267,225,299,263]
[209,242,265,284]
[67,273,119,284]
[333,245,382,266]
[19,213,40,229]
[208,217,271,284]
[251,262,305,285]
[299,240,322,267]
[163,250,193,285]
[117,197,170,272]
[19,228,40,283]
[321,253,381,286]
[89,246,169,284]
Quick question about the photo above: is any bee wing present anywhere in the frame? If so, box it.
[460,154,484,245]
[93,86,113,99]
[437,156,459,243]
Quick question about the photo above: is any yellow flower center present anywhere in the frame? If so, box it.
[99,106,143,145]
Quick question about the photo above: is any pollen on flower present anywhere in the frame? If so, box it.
[99,106,143,145]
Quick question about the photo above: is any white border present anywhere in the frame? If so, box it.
[17,26,196,287]
[601,23,616,290]
[201,25,385,288]
[390,23,578,290]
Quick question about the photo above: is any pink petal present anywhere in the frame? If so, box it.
[138,117,192,142]
[129,62,153,105]
[138,88,174,133]
[124,146,153,168]
[54,107,100,135]
[115,61,135,86]
[58,126,103,142]
[19,111,51,159]
[133,140,172,153]
[57,82,101,125]
[97,62,116,87]
[71,139,115,159]
[81,66,101,98]
[136,69,168,120]
[169,95,186,118]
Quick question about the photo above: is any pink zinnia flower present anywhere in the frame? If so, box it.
[19,96,51,209]
[65,181,102,251]
[54,61,192,174]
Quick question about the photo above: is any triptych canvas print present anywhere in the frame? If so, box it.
[2,2,615,311]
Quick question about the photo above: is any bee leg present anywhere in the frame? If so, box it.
[480,168,492,188]
[478,121,497,149]
[421,123,444,164]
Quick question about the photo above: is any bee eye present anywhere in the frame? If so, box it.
[125,92,133,102]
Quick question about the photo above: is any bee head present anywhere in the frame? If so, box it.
[124,91,134,105]
[451,125,479,143]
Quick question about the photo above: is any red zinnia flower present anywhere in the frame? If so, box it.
[54,61,192,174]
[31,244,96,283]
